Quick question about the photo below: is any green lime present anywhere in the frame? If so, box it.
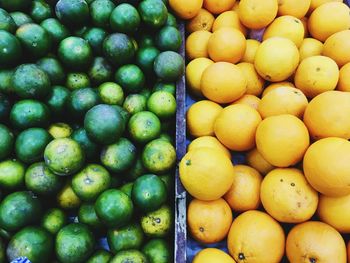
[56,181,81,210]
[72,164,111,202]
[142,238,171,263]
[0,8,16,33]
[110,249,148,263]
[78,203,103,230]
[45,85,70,116]
[58,36,93,70]
[40,18,69,44]
[128,111,161,144]
[158,132,173,143]
[159,174,173,193]
[36,57,66,85]
[0,159,25,190]
[44,138,85,176]
[12,64,51,98]
[0,0,31,12]
[132,174,167,212]
[0,30,21,67]
[84,104,125,145]
[48,122,72,139]
[0,69,14,94]
[0,93,10,121]
[88,57,113,85]
[103,33,135,66]
[66,72,91,90]
[15,128,52,164]
[98,82,124,105]
[147,91,176,119]
[29,0,52,23]
[119,182,133,198]
[138,0,168,29]
[0,191,42,232]
[154,51,184,81]
[155,26,182,51]
[41,208,67,235]
[87,250,112,263]
[136,46,160,74]
[83,27,107,55]
[142,138,176,174]
[113,105,131,125]
[25,162,63,195]
[141,205,172,238]
[0,124,13,160]
[124,155,146,181]
[55,0,89,28]
[107,222,144,253]
[10,11,33,27]
[71,127,99,160]
[110,3,140,34]
[100,137,136,173]
[123,94,147,115]
[152,81,176,96]
[68,87,100,118]
[90,0,115,29]
[166,12,177,27]
[55,223,95,263]
[15,23,51,58]
[140,88,152,99]
[115,64,145,93]
[95,189,133,228]
[137,33,155,48]
[7,226,53,263]
[10,99,50,130]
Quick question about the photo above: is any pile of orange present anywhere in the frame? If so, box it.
[172,0,350,262]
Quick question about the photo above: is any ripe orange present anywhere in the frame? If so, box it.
[237,62,264,96]
[203,0,236,14]
[207,27,246,64]
[246,148,275,175]
[323,30,350,67]
[299,38,323,61]
[186,58,214,97]
[201,62,247,104]
[303,137,350,197]
[260,168,318,223]
[186,8,215,33]
[256,114,310,167]
[212,11,247,36]
[337,62,350,92]
[262,81,295,97]
[169,0,203,19]
[277,0,311,18]
[193,248,236,263]
[308,0,344,13]
[185,30,212,60]
[227,210,285,263]
[241,39,260,63]
[231,94,260,110]
[188,136,231,159]
[294,55,339,98]
[179,147,235,201]
[186,100,223,138]
[224,165,262,212]
[308,2,350,42]
[188,198,233,244]
[214,104,262,151]
[286,221,347,263]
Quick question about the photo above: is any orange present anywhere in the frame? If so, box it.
[256,114,310,167]
[186,58,214,97]
[201,62,247,104]
[179,147,235,201]
[227,210,285,263]
[301,17,309,38]
[303,137,350,197]
[318,193,350,233]
[308,2,350,42]
[260,168,318,223]
[258,86,308,119]
[214,104,262,151]
[254,37,299,82]
[193,248,236,263]
[186,8,215,33]
[308,0,344,13]
[237,62,264,96]
[238,0,278,29]
[303,91,350,140]
[207,27,246,64]
[262,81,295,97]
[185,30,212,60]
[169,0,203,19]
[277,0,311,18]
[337,62,350,92]
[299,38,323,61]
[323,30,350,67]
[186,100,223,138]
[212,11,247,36]
[188,136,231,159]
[241,39,260,63]
[294,55,339,98]
[286,221,347,263]
[203,0,236,14]
[246,148,275,175]
[224,165,262,212]
[263,16,305,47]
[231,94,260,110]
[188,198,233,244]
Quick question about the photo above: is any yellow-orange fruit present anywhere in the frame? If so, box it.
[186,30,212,60]
[323,30,350,67]
[203,0,236,14]
[231,94,260,110]
[241,39,260,63]
[186,8,215,33]
[277,0,311,18]
[169,0,203,19]
[299,38,323,61]
[337,62,350,91]
[212,11,247,36]
[246,148,275,175]
[237,62,264,96]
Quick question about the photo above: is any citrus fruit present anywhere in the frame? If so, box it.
[110,250,148,263]
[186,8,214,33]
[188,136,231,159]
[40,18,69,44]
[0,8,16,33]
[37,57,65,85]
[256,114,310,167]
[56,181,81,210]
[87,250,112,263]
[338,62,350,91]
[78,203,103,230]
[277,0,311,18]
[186,30,211,60]
[0,30,21,66]
[10,11,33,27]
[55,0,89,28]
[241,39,260,63]
[169,0,202,19]
[193,248,236,263]
[68,88,100,118]
[128,111,161,144]
[0,124,13,160]
[180,147,234,201]
[136,46,160,75]
[115,64,145,94]
[186,58,213,97]
[0,159,25,190]
[224,165,262,212]
[308,0,343,13]
[48,123,72,139]
[65,72,90,90]
[140,205,172,238]
[212,11,247,36]
[83,27,107,56]
[0,69,14,94]
[323,30,350,67]
[147,91,176,119]
[299,38,323,61]
[262,81,295,97]
[152,81,176,96]
[119,182,133,198]
[103,33,135,66]
[71,127,99,160]
[237,62,264,96]
[40,208,67,235]
[154,51,185,81]
[123,94,147,115]
[231,94,260,110]
[204,0,236,14]
[110,3,140,34]
[142,238,171,263]
[90,0,115,28]
[303,137,350,197]
[29,1,51,23]
[155,26,182,51]
[166,13,177,27]
[138,0,168,29]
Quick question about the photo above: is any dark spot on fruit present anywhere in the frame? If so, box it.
[291,183,295,187]
[294,19,300,23]
[199,227,204,232]
[309,258,316,263]
[238,253,245,260]
[316,67,320,72]
[186,160,191,166]
[155,218,161,223]
[280,179,283,182]
[297,202,301,208]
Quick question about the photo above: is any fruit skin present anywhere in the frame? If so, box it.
[237,62,264,96]
[123,94,147,115]
[110,3,140,34]
[0,30,21,67]
[154,50,185,82]
[0,124,13,160]
[68,87,100,118]
[277,0,311,18]
[193,248,235,263]
[78,203,103,231]
[188,136,231,159]
[180,147,234,201]
[40,18,69,45]
[83,27,107,56]
[186,57,213,97]
[29,0,52,23]
[169,0,202,19]
[138,0,168,29]
[115,64,145,93]
[155,26,182,52]
[227,210,285,263]
[40,208,67,235]
[186,8,214,33]
[185,30,212,60]
[142,238,171,263]
[10,11,33,27]
[141,205,172,238]
[323,30,350,67]
[87,250,112,263]
[136,46,160,75]
[204,0,236,14]
[213,10,246,35]
[103,33,135,66]
[55,0,89,28]
[0,159,25,190]
[89,57,113,85]
[90,0,115,29]
[0,93,10,120]
[338,62,350,92]
[299,38,323,61]
[109,249,148,263]
[71,127,99,160]
[128,111,161,144]
[37,57,66,85]
[303,137,350,197]
[286,221,347,263]
[147,91,176,119]
[57,181,81,210]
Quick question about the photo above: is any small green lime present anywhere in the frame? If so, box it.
[90,0,115,29]
[0,159,25,190]
[166,12,177,27]
[124,155,146,182]
[68,87,100,118]
[138,0,168,29]
[66,72,91,90]
[55,0,90,28]
[123,94,147,115]
[88,57,113,85]
[78,203,103,230]
[48,122,72,139]
[115,64,145,93]
[152,81,176,96]
[45,85,70,116]
[137,33,155,48]
[140,205,172,238]
[155,26,182,51]
[147,91,177,119]
[128,111,161,144]
[0,30,21,67]
[136,46,160,74]
[142,238,171,263]
[71,127,99,160]
[98,82,124,105]
[119,182,133,198]
[10,11,32,27]
[56,181,82,210]
[36,57,66,85]
[103,33,135,66]
[41,208,67,235]
[83,27,108,55]
[154,51,184,81]
[40,18,69,44]
[87,250,112,263]
[110,3,140,34]
[0,69,14,94]
[29,0,52,23]
[0,8,16,33]
[110,249,148,263]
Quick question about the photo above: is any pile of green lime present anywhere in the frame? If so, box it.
[0,0,182,262]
